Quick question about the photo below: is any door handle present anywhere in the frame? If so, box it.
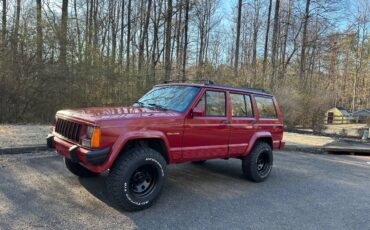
[220,120,230,124]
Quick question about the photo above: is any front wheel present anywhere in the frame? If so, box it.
[106,147,167,211]
[242,142,273,182]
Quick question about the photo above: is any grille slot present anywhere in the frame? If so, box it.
[55,118,81,142]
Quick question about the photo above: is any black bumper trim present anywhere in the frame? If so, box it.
[85,147,110,165]
[46,135,54,149]
[68,145,79,163]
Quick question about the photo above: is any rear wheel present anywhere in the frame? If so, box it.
[106,147,167,211]
[64,158,99,177]
[242,142,273,182]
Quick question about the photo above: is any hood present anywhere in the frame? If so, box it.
[56,106,181,124]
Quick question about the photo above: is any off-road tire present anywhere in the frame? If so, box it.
[192,160,206,164]
[242,142,273,182]
[106,147,167,211]
[64,158,100,177]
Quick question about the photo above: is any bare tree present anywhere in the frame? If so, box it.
[1,0,6,45]
[234,0,242,76]
[11,0,21,58]
[262,0,272,84]
[299,0,311,83]
[269,0,280,90]
[165,0,173,80]
[118,0,125,65]
[36,0,43,63]
[251,0,261,82]
[182,0,190,80]
[126,0,132,71]
[60,0,68,64]
[138,0,152,71]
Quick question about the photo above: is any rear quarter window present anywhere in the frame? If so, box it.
[255,96,277,119]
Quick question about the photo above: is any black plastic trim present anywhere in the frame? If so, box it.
[46,135,54,149]
[68,145,79,163]
[85,147,110,165]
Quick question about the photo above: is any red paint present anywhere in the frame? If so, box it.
[50,83,284,173]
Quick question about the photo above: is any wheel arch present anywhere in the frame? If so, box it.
[118,138,170,163]
[244,132,273,156]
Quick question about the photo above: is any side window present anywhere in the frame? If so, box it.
[245,95,253,117]
[230,93,253,117]
[255,96,277,118]
[195,91,226,116]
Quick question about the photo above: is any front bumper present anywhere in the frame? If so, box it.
[47,134,110,165]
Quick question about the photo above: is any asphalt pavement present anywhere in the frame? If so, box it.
[0,150,369,230]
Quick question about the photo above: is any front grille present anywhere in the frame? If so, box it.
[55,118,82,142]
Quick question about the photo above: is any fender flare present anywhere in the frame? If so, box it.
[243,131,272,156]
[106,130,171,167]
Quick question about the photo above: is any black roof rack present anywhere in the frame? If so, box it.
[163,79,214,85]
[211,84,267,93]
[161,80,268,94]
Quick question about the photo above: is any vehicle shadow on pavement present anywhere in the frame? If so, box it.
[78,159,250,212]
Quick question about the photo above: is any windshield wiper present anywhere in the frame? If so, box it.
[133,101,145,107]
[148,103,168,111]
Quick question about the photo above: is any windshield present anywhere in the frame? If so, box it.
[134,86,200,112]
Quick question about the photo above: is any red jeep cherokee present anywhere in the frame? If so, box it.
[47,82,284,211]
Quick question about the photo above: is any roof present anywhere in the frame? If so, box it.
[155,83,272,96]
[352,108,370,116]
[328,106,351,116]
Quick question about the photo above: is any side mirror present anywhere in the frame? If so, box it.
[191,107,205,117]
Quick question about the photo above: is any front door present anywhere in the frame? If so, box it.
[182,90,229,160]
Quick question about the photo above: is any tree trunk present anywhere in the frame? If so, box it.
[60,0,68,65]
[262,0,272,85]
[118,0,125,65]
[2,0,7,45]
[182,0,190,80]
[299,0,311,83]
[126,0,131,71]
[36,0,43,63]
[175,0,183,74]
[74,0,82,61]
[269,0,279,91]
[278,0,291,81]
[110,0,117,65]
[252,0,260,84]
[138,0,152,72]
[12,0,21,58]
[164,0,173,81]
[234,0,242,76]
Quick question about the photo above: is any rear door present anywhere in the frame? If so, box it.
[228,93,257,157]
[182,89,230,160]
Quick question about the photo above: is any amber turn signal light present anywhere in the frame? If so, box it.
[91,127,101,148]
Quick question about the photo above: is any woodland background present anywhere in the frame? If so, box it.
[0,0,369,130]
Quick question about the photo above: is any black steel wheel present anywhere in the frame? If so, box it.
[107,147,167,211]
[242,141,273,182]
[130,165,159,198]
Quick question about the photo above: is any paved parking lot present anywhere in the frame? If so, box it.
[0,150,369,230]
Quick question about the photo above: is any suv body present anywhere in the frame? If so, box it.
[47,83,284,210]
